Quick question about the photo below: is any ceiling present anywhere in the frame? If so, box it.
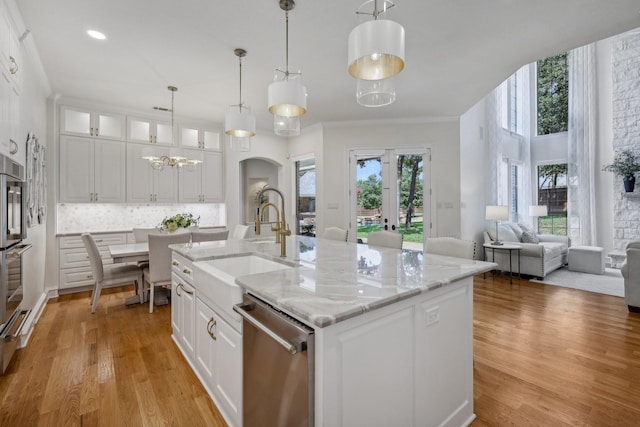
[16,0,640,132]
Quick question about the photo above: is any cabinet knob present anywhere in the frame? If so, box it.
[9,56,17,74]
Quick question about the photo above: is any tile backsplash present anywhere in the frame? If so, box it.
[57,203,226,234]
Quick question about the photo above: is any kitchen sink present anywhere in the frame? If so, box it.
[192,255,296,324]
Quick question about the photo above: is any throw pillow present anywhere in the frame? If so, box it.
[521,230,539,244]
[518,222,534,234]
[509,223,524,240]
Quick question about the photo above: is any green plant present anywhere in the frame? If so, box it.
[602,149,640,180]
[158,213,199,232]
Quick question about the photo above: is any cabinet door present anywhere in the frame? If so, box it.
[216,315,243,426]
[195,298,217,392]
[178,149,202,202]
[0,70,9,155]
[60,106,92,137]
[127,117,153,143]
[202,130,221,151]
[181,281,196,355]
[171,274,182,343]
[126,143,154,202]
[95,112,125,140]
[155,121,174,145]
[94,140,126,202]
[60,136,94,202]
[180,126,200,149]
[201,151,223,202]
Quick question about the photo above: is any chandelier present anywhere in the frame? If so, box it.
[348,0,405,107]
[267,0,307,137]
[225,48,256,152]
[142,86,202,170]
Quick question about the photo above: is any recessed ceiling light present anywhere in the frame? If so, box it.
[87,30,106,40]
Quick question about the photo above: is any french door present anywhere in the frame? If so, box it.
[348,148,430,249]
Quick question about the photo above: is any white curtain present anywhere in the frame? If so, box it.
[519,67,533,225]
[567,44,597,245]
[485,87,503,205]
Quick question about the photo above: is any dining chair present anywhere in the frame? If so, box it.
[132,227,157,243]
[425,237,476,260]
[322,227,348,242]
[143,232,191,313]
[367,231,403,249]
[82,233,144,314]
[232,224,251,239]
[191,229,229,242]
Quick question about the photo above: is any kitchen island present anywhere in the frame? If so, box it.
[170,236,495,427]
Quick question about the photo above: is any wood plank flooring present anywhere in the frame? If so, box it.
[1,275,639,426]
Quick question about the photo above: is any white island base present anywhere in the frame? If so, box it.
[314,277,474,427]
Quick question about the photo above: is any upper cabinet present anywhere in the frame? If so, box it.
[60,106,125,140]
[0,4,21,90]
[180,124,222,151]
[127,143,178,203]
[178,149,223,203]
[127,116,173,145]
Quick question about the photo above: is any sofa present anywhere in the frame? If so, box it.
[620,241,640,313]
[483,222,570,279]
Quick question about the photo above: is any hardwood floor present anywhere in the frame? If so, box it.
[1,276,639,426]
[0,287,227,427]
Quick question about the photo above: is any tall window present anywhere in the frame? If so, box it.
[537,53,568,135]
[536,163,568,235]
[501,67,524,134]
[295,158,316,236]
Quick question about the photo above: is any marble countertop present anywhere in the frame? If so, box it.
[172,236,496,328]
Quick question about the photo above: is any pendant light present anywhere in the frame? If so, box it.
[268,0,307,137]
[142,86,202,170]
[348,0,405,107]
[225,48,256,152]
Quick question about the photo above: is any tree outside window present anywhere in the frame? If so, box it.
[537,53,568,135]
[537,163,568,235]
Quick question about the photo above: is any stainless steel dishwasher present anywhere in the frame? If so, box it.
[234,293,315,427]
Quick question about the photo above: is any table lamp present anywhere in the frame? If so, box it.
[529,205,548,232]
[485,205,509,245]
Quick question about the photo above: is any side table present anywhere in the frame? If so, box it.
[483,243,522,284]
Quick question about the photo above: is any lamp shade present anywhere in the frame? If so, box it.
[348,19,405,81]
[356,75,396,107]
[268,80,307,117]
[529,205,548,217]
[225,108,256,137]
[485,205,509,221]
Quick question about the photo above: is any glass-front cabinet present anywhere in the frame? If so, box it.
[180,124,221,151]
[60,105,125,140]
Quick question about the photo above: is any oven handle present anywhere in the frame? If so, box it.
[8,244,32,258]
[234,302,301,355]
[1,309,30,342]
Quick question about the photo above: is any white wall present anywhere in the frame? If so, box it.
[321,119,461,238]
[6,0,51,308]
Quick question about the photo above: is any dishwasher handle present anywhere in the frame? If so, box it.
[234,302,303,355]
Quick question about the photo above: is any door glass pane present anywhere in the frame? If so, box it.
[356,156,382,243]
[181,127,199,148]
[536,163,568,235]
[64,109,91,135]
[203,130,221,151]
[98,114,123,139]
[295,158,316,236]
[396,154,424,250]
[156,122,173,145]
[129,119,150,141]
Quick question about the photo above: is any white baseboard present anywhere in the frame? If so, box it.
[18,292,48,349]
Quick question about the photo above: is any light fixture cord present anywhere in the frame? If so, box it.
[171,89,175,145]
[374,0,379,19]
[284,10,290,79]
[238,55,243,112]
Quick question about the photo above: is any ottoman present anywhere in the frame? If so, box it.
[568,246,605,275]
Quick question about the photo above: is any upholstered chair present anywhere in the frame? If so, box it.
[132,227,157,243]
[367,231,403,249]
[322,227,348,242]
[191,229,229,242]
[143,232,191,313]
[232,224,251,239]
[82,233,144,313]
[621,240,640,313]
[425,237,476,260]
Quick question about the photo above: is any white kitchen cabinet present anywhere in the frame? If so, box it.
[194,297,242,427]
[127,116,173,145]
[0,4,20,90]
[60,105,125,140]
[180,124,221,151]
[57,233,127,290]
[60,135,126,203]
[0,60,19,157]
[172,272,196,357]
[178,149,223,202]
[126,143,177,203]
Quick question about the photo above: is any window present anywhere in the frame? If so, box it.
[536,53,568,135]
[500,67,524,134]
[536,163,567,235]
[295,158,316,236]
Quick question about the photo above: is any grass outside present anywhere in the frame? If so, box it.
[538,214,567,236]
[357,220,424,243]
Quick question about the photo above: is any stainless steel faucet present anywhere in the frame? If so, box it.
[255,186,291,257]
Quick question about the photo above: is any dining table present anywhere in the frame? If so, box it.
[108,242,150,305]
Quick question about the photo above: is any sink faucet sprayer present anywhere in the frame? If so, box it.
[255,186,291,257]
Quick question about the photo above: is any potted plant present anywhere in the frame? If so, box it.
[158,213,199,232]
[603,149,640,192]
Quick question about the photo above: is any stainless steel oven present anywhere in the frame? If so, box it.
[0,155,26,249]
[0,153,29,374]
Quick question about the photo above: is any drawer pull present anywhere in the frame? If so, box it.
[176,282,193,296]
[183,268,191,275]
[172,261,179,266]
[207,317,217,340]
